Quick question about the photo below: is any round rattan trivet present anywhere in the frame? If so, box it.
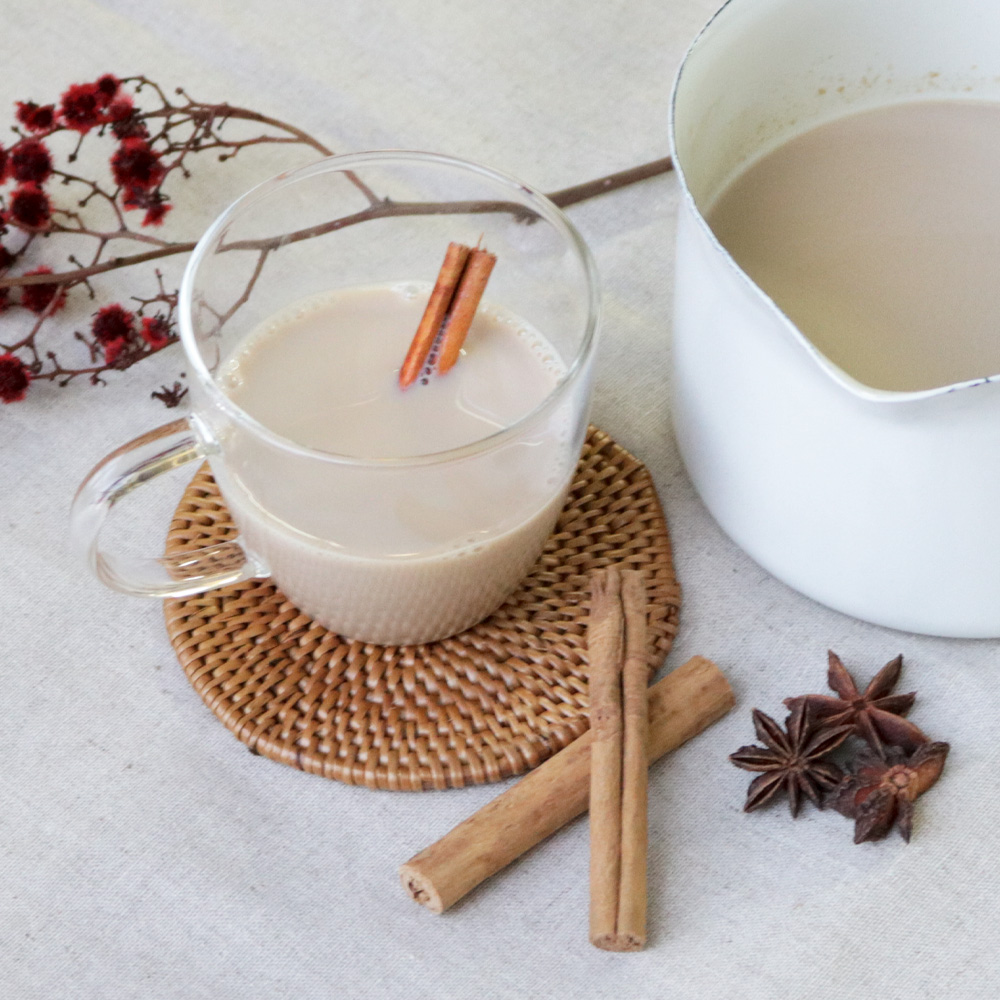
[163,426,680,791]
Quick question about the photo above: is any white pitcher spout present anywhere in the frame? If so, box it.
[669,0,1000,637]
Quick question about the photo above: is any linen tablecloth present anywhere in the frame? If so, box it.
[3,1,998,997]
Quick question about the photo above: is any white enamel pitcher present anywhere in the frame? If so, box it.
[669,0,1000,637]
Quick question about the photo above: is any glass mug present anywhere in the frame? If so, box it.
[71,151,601,645]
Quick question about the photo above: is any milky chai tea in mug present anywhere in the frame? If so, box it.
[215,282,571,644]
[71,153,598,645]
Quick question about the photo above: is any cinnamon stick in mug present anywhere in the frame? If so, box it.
[398,242,496,388]
[398,242,470,389]
[399,655,734,914]
[436,248,496,375]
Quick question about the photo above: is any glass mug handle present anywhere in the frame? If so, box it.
[70,417,267,597]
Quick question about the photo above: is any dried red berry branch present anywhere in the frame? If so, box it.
[0,73,346,400]
[0,73,673,406]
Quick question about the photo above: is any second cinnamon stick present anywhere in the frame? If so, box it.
[399,656,734,914]
[436,247,496,375]
[616,570,651,950]
[588,567,626,946]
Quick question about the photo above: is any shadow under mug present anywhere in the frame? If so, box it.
[71,151,601,645]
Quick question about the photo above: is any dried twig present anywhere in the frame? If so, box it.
[0,72,673,406]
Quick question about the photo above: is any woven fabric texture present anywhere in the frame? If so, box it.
[4,2,999,999]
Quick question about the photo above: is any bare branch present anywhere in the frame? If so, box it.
[0,72,674,406]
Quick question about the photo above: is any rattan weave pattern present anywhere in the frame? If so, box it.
[163,427,680,791]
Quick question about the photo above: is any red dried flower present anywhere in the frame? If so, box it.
[107,96,134,121]
[140,314,171,349]
[0,245,14,271]
[112,138,165,191]
[0,353,30,403]
[16,101,56,134]
[103,337,127,366]
[96,75,121,105]
[8,184,52,229]
[110,99,148,141]
[0,287,9,312]
[20,266,67,315]
[112,118,149,141]
[0,144,8,183]
[121,184,172,227]
[91,303,136,345]
[10,140,53,185]
[142,198,171,227]
[59,83,103,133]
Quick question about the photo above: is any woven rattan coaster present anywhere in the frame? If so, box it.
[163,426,680,791]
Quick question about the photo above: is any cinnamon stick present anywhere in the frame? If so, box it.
[399,655,734,914]
[398,241,470,389]
[398,242,496,388]
[590,569,650,951]
[588,567,626,947]
[615,570,650,951]
[436,247,496,375]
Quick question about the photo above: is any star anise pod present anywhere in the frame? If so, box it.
[784,651,927,758]
[828,741,950,843]
[729,702,853,817]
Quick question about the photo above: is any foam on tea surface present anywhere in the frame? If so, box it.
[222,283,563,457]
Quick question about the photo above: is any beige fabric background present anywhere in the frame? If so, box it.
[2,1,998,997]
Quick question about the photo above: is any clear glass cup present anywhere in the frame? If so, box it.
[71,151,601,644]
